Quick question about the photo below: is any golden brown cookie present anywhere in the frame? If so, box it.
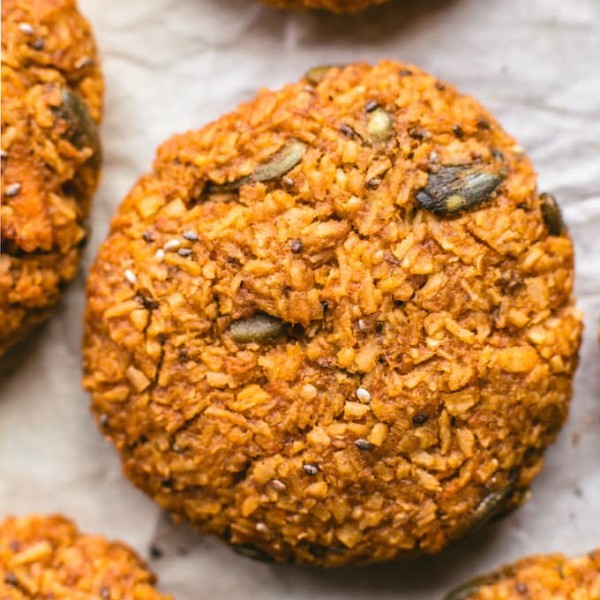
[262,0,390,13]
[83,61,582,566]
[444,549,600,599]
[0,514,171,599]
[1,0,103,356]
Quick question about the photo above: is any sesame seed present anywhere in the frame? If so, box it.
[290,239,303,254]
[74,56,94,69]
[18,22,34,34]
[354,438,374,451]
[163,239,181,251]
[357,319,367,332]
[154,249,165,260]
[303,463,319,476]
[177,248,193,257]
[183,230,199,241]
[366,177,382,190]
[124,269,137,284]
[255,522,269,534]
[365,99,379,113]
[356,387,371,402]
[142,231,154,243]
[269,479,287,491]
[0,150,7,159]
[4,183,22,197]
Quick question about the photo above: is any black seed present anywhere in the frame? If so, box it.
[232,544,274,563]
[303,463,319,476]
[290,239,303,254]
[142,231,154,243]
[408,127,430,140]
[31,37,44,50]
[177,248,193,257]
[415,164,505,215]
[149,544,163,560]
[135,294,159,310]
[340,123,357,137]
[412,412,429,426]
[366,177,382,190]
[477,119,491,130]
[321,300,330,311]
[540,192,566,236]
[374,321,384,333]
[183,230,199,241]
[229,313,285,344]
[178,348,189,362]
[354,439,374,451]
[156,333,167,344]
[452,125,465,139]
[161,478,174,489]
[365,99,379,113]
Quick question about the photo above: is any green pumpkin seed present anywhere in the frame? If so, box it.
[205,140,306,195]
[231,543,274,562]
[416,164,505,215]
[229,313,285,344]
[54,87,100,162]
[443,573,504,600]
[304,65,341,86]
[540,192,566,236]
[252,140,307,183]
[366,108,394,143]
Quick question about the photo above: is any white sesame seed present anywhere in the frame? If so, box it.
[154,249,165,260]
[255,522,269,533]
[356,387,371,402]
[357,319,367,332]
[18,22,35,34]
[74,56,93,69]
[163,239,181,251]
[4,182,22,197]
[124,269,137,284]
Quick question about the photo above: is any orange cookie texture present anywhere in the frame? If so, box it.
[83,61,582,566]
[0,515,171,599]
[444,549,600,599]
[262,0,390,13]
[0,0,103,356]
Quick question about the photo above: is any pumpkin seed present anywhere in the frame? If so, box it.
[305,65,339,86]
[252,140,307,183]
[229,313,285,344]
[366,107,394,143]
[443,573,504,600]
[468,478,516,532]
[231,544,274,563]
[54,87,100,162]
[415,164,505,215]
[540,192,565,236]
[205,140,306,195]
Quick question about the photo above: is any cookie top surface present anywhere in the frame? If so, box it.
[1,0,103,355]
[444,549,600,600]
[0,514,171,599]
[83,61,581,566]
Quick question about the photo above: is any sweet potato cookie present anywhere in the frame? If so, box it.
[1,0,103,356]
[444,549,600,599]
[83,61,582,566]
[0,515,171,599]
[262,0,390,13]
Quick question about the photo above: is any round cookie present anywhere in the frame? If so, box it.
[1,0,103,356]
[262,0,390,13]
[83,61,582,566]
[444,549,600,599]
[0,515,171,599]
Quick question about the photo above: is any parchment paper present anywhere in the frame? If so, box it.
[1,0,599,597]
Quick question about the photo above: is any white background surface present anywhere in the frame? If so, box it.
[1,0,599,597]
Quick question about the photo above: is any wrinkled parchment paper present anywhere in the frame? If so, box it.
[1,0,599,597]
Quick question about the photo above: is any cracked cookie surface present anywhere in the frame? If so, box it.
[1,0,103,356]
[0,515,171,599]
[83,61,582,566]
